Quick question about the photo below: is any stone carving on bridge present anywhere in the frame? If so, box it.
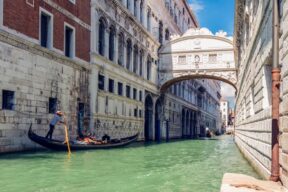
[159,28,237,91]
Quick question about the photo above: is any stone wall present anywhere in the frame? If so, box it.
[234,0,273,179]
[0,30,89,153]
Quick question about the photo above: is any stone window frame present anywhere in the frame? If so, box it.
[64,22,76,58]
[39,8,54,49]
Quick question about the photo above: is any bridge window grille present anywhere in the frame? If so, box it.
[208,54,217,63]
[178,56,186,65]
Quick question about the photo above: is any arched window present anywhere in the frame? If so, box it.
[98,18,106,56]
[126,39,132,70]
[127,0,130,10]
[165,29,170,40]
[133,45,138,73]
[109,26,116,61]
[139,50,144,76]
[147,55,151,80]
[159,21,163,44]
[118,33,124,66]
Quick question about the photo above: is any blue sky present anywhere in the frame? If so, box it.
[189,0,235,36]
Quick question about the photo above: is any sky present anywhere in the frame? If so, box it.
[189,0,236,107]
[189,0,235,36]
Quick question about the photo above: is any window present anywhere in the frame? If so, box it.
[109,26,116,61]
[134,0,137,17]
[98,18,106,56]
[118,33,124,66]
[64,24,75,58]
[98,74,105,90]
[40,11,52,48]
[109,79,114,93]
[126,85,131,98]
[159,21,163,44]
[178,56,186,64]
[147,8,151,31]
[134,108,138,117]
[139,110,142,117]
[133,88,137,100]
[208,54,217,63]
[2,90,14,110]
[139,91,142,101]
[49,97,57,114]
[165,29,170,40]
[126,39,132,70]
[133,45,138,73]
[140,0,144,23]
[139,50,143,76]
[118,82,123,96]
[147,56,151,80]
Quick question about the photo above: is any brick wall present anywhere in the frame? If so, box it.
[3,0,90,62]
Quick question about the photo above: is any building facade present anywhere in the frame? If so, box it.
[0,0,222,153]
[220,100,229,127]
[0,0,91,152]
[234,0,288,187]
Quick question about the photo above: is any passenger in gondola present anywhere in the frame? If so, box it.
[46,111,65,139]
[102,134,110,143]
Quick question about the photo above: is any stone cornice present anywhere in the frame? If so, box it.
[0,29,90,71]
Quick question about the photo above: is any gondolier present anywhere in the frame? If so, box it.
[46,111,65,139]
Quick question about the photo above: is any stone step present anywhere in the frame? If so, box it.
[221,173,288,192]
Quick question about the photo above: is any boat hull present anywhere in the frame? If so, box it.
[28,126,139,151]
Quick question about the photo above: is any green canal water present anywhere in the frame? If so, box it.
[0,136,259,192]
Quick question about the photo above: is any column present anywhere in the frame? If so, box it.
[105,29,109,59]
[143,0,147,28]
[122,0,127,7]
[89,67,99,132]
[143,52,147,79]
[136,0,141,21]
[137,50,141,75]
[123,41,127,68]
[130,0,134,15]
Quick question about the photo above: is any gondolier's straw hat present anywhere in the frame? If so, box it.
[56,111,63,116]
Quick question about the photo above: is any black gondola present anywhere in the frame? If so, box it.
[28,126,139,151]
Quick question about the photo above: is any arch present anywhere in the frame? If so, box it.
[160,74,237,93]
[144,94,153,141]
[109,25,116,61]
[155,99,162,142]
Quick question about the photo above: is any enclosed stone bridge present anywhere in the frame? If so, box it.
[159,28,237,92]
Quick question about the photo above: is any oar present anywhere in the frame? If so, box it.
[63,114,71,156]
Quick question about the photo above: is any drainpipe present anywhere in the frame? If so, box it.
[270,0,281,182]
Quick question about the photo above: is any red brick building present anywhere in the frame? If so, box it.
[1,0,90,62]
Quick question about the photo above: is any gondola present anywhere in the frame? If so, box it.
[28,126,139,151]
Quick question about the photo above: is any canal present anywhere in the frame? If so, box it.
[0,136,259,192]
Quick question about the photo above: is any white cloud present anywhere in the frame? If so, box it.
[189,0,204,13]
[221,83,236,98]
